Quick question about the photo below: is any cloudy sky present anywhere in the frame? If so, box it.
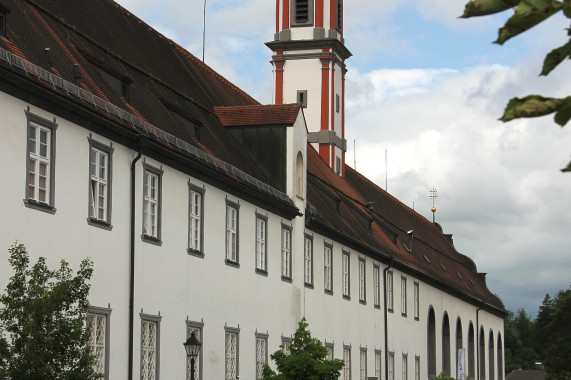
[114,0,571,317]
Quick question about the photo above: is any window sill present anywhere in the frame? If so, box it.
[402,313,408,318]
[255,268,268,277]
[304,282,314,289]
[414,317,420,321]
[324,289,333,296]
[225,259,240,269]
[187,249,205,259]
[359,300,367,305]
[281,276,292,284]
[86,218,113,231]
[343,295,351,301]
[23,199,56,214]
[141,235,162,246]
[374,304,381,310]
[388,308,394,314]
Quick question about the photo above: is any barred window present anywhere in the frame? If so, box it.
[403,355,408,380]
[140,314,161,380]
[88,307,111,379]
[360,349,367,380]
[186,321,203,380]
[344,347,351,380]
[256,334,268,379]
[225,328,239,380]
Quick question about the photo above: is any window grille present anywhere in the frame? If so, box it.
[415,357,421,380]
[403,355,408,380]
[88,314,106,376]
[186,326,201,380]
[388,353,395,380]
[375,351,382,379]
[344,347,351,380]
[360,350,367,380]
[225,332,238,380]
[256,337,267,379]
[141,321,157,380]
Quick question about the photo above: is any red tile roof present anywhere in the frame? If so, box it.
[215,104,302,127]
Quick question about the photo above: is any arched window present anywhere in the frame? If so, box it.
[296,152,304,198]
[468,323,475,380]
[442,313,451,375]
[428,307,436,380]
[456,318,463,375]
[489,331,495,380]
[479,327,485,380]
[497,334,503,380]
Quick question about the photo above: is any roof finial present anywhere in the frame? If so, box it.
[429,187,438,223]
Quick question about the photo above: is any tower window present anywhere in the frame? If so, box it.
[297,90,307,108]
[291,0,314,26]
[336,94,340,113]
[336,0,342,31]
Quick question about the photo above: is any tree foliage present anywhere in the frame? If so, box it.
[542,289,571,380]
[461,0,571,172]
[0,243,99,380]
[261,317,345,380]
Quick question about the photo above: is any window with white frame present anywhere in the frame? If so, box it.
[401,276,407,316]
[388,352,395,380]
[375,350,382,380]
[25,111,58,210]
[225,327,239,380]
[256,333,268,380]
[360,349,367,380]
[342,251,350,298]
[325,343,334,360]
[304,235,313,286]
[255,214,268,273]
[225,200,239,264]
[359,258,366,303]
[281,226,292,280]
[88,307,111,379]
[344,346,351,380]
[142,164,162,241]
[414,282,420,320]
[282,337,292,355]
[415,356,420,380]
[188,183,204,254]
[324,244,333,293]
[140,314,161,380]
[186,321,203,380]
[387,271,393,311]
[373,264,380,308]
[403,354,408,380]
[88,139,113,226]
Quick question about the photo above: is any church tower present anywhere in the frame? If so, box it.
[266,0,351,176]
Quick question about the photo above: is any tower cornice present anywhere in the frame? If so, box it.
[265,38,352,60]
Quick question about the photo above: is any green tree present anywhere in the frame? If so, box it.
[534,293,556,359]
[0,243,99,380]
[461,0,571,172]
[261,317,345,380]
[542,288,571,380]
[504,309,538,372]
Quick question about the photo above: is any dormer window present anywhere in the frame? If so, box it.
[0,8,8,38]
[291,0,313,26]
[172,111,200,140]
[94,66,132,103]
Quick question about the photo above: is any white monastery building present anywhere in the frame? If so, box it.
[0,0,507,379]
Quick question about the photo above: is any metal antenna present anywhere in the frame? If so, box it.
[202,0,207,62]
[429,187,438,223]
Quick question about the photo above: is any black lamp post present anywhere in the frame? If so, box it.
[183,331,202,380]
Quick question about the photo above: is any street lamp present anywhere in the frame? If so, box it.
[183,331,202,380]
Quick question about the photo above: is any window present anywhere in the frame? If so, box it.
[324,244,333,293]
[414,282,420,320]
[282,337,292,355]
[335,156,341,175]
[359,258,366,303]
[360,349,367,380]
[373,264,381,308]
[0,10,6,38]
[256,333,268,379]
[225,327,239,380]
[415,356,420,380]
[336,94,340,113]
[25,110,58,212]
[387,271,393,312]
[401,276,407,316]
[342,251,350,298]
[375,350,382,380]
[403,354,408,380]
[281,226,292,280]
[291,0,314,26]
[140,313,161,380]
[388,352,395,380]
[88,307,111,380]
[225,200,240,265]
[142,163,162,242]
[336,0,342,31]
[304,235,313,286]
[255,214,268,273]
[95,66,131,103]
[186,321,203,380]
[297,90,308,108]
[343,346,351,380]
[188,183,205,255]
[325,342,334,360]
[88,139,113,227]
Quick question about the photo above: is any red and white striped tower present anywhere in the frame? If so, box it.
[266,0,351,176]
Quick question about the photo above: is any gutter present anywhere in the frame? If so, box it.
[128,136,145,380]
[384,257,395,380]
